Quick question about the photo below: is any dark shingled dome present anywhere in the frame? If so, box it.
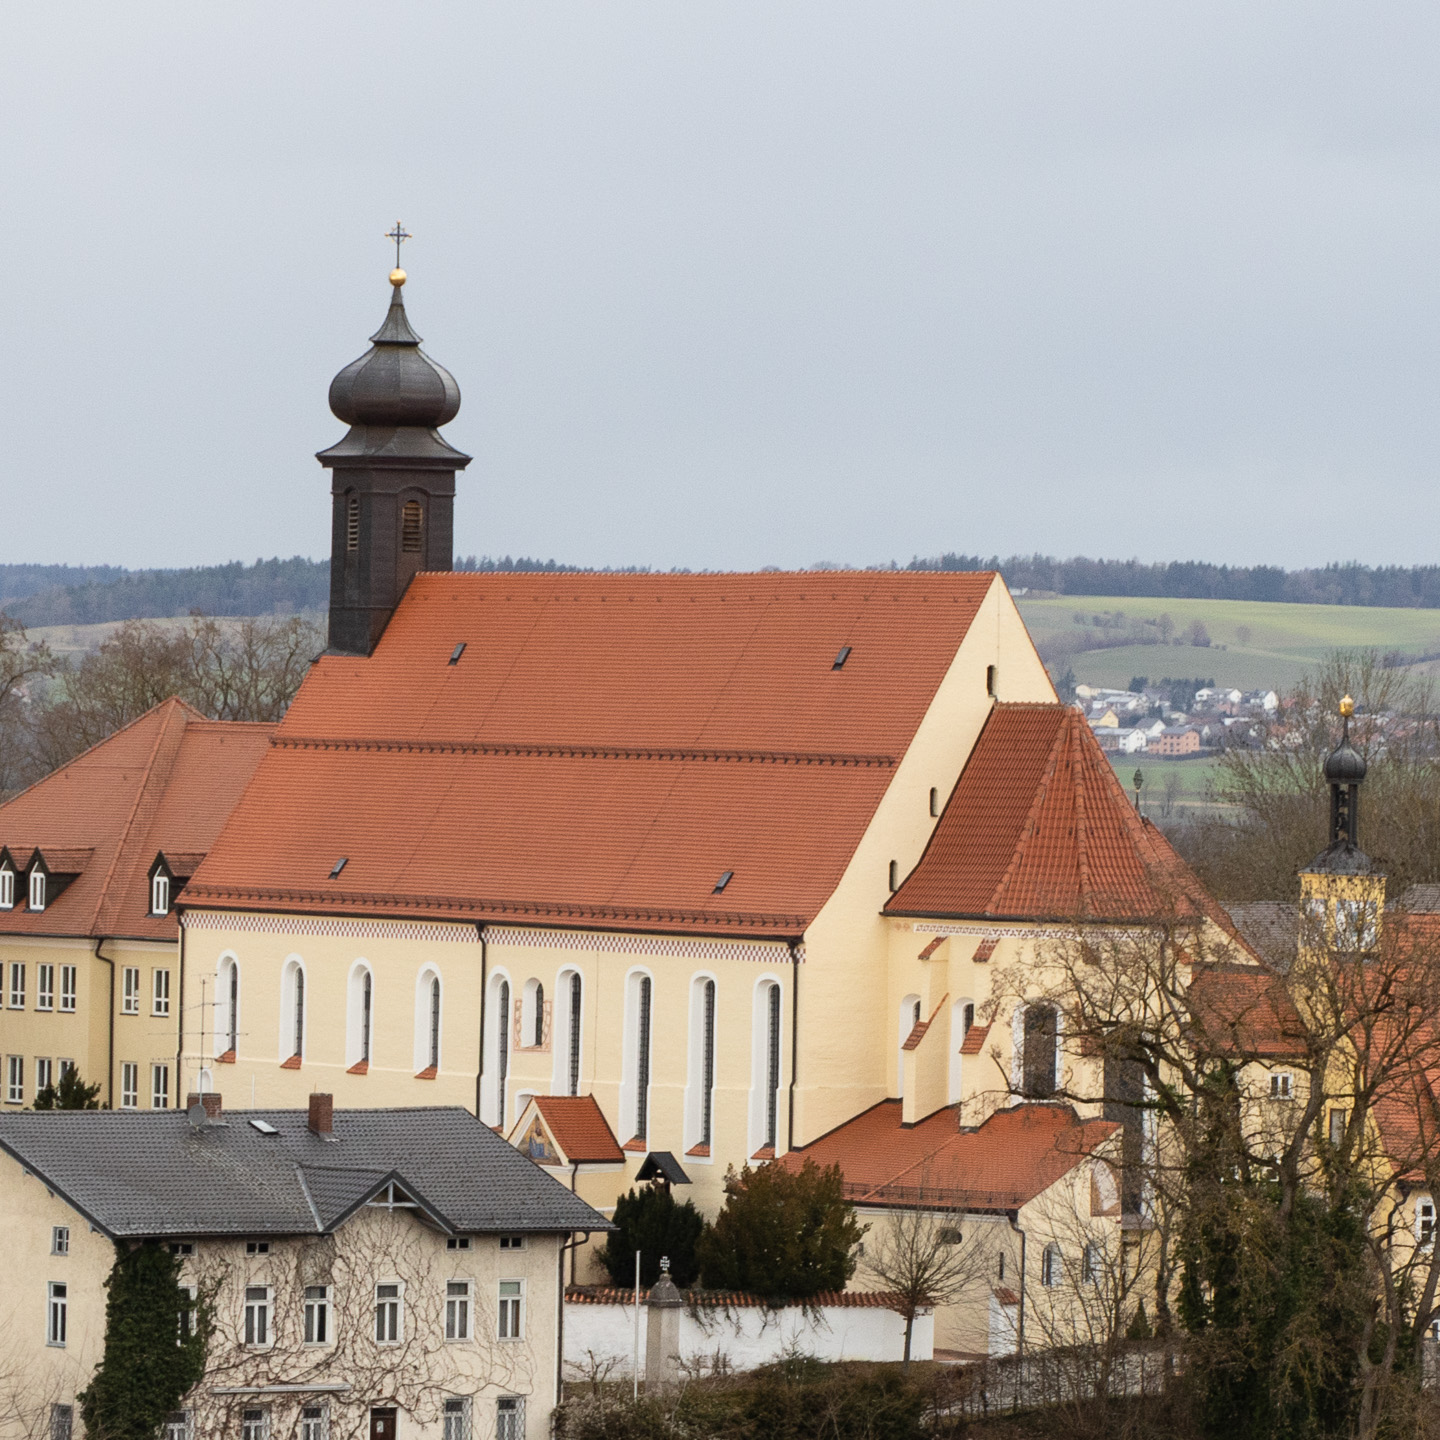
[1324,738,1367,785]
[327,284,461,430]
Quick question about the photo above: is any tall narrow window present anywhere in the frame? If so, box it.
[374,1284,401,1343]
[635,975,652,1143]
[401,500,423,553]
[496,1400,523,1440]
[303,1286,330,1345]
[765,981,782,1150]
[7,1055,23,1104]
[346,494,360,551]
[120,1062,138,1109]
[226,962,238,1052]
[362,971,372,1063]
[293,968,305,1059]
[442,1399,470,1440]
[299,1408,325,1440]
[29,870,45,911]
[533,982,544,1047]
[0,866,13,909]
[50,1406,72,1440]
[701,979,716,1149]
[152,1064,169,1109]
[151,873,170,916]
[445,1281,471,1340]
[929,787,939,817]
[1022,1004,1058,1099]
[496,979,510,1126]
[36,1058,53,1095]
[121,967,139,1014]
[47,1283,67,1346]
[497,1281,523,1339]
[60,965,76,1012]
[568,972,582,1096]
[9,963,24,1009]
[429,976,441,1070]
[244,1286,271,1347]
[153,969,171,1017]
[37,964,54,1011]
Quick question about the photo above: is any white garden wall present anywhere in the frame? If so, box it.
[564,1293,932,1377]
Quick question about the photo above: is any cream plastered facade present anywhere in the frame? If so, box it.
[0,935,181,1113]
[0,1151,565,1440]
[175,581,1055,1233]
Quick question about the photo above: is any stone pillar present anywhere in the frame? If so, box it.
[644,1258,684,1393]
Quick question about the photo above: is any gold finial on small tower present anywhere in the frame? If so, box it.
[389,269,407,287]
[385,222,411,286]
[1339,694,1355,718]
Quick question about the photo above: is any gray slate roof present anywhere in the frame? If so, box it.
[0,1106,611,1240]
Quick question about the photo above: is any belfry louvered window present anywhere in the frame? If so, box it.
[635,976,652,1142]
[401,500,423,553]
[346,495,360,551]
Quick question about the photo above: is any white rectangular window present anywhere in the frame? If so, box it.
[59,966,76,1013]
[495,1398,523,1440]
[243,1286,271,1347]
[375,1283,401,1343]
[152,970,171,1017]
[245,1241,270,1255]
[29,871,45,911]
[1270,1072,1293,1100]
[36,1057,53,1095]
[442,1399,470,1440]
[151,873,170,916]
[120,1062,138,1109]
[304,1286,330,1345]
[59,1058,75,1080]
[121,968,140,1015]
[36,965,54,1011]
[178,1285,197,1342]
[299,1407,326,1440]
[446,1237,472,1250]
[498,1234,525,1250]
[8,963,24,1009]
[50,1405,72,1440]
[152,1064,169,1109]
[7,1055,23,1104]
[52,1226,69,1256]
[47,1283,67,1346]
[0,868,12,910]
[445,1281,471,1341]
[162,1413,190,1440]
[497,1280,523,1339]
[240,1410,268,1440]
[1420,1200,1436,1248]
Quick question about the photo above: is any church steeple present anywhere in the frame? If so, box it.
[318,260,471,656]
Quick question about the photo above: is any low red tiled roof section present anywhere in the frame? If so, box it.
[886,703,1241,929]
[1187,965,1307,1060]
[959,1023,991,1056]
[187,571,999,932]
[0,700,274,941]
[781,1099,1118,1210]
[532,1096,625,1164]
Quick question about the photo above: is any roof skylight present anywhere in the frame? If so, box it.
[713,870,734,893]
[248,1119,278,1135]
[449,643,466,665]
[329,858,348,879]
[832,646,852,670]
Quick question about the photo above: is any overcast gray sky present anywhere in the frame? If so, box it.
[3,3,1438,573]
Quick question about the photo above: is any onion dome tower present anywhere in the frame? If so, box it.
[317,260,471,656]
[1310,694,1370,872]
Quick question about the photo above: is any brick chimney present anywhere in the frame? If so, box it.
[308,1093,333,1135]
[185,1093,222,1120]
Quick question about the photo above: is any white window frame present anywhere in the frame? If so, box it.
[1419,1198,1436,1249]
[48,1282,67,1346]
[8,963,24,1009]
[59,966,76,1013]
[0,866,12,909]
[152,1063,170,1110]
[374,1281,403,1345]
[684,972,718,1157]
[162,1412,191,1440]
[446,1236,472,1251]
[29,870,45,911]
[442,1399,471,1440]
[445,1280,471,1341]
[6,1055,23,1104]
[1270,1072,1294,1101]
[120,1062,138,1109]
[413,966,443,1074]
[495,1397,524,1440]
[619,968,654,1147]
[497,1278,524,1340]
[121,967,140,1015]
[748,975,784,1156]
[152,969,171,1017]
[36,964,54,1012]
[36,1058,53,1095]
[151,873,170,916]
[303,1285,331,1346]
[1040,1244,1060,1288]
[298,1406,326,1440]
[240,1409,269,1440]
[52,1226,69,1256]
[243,1285,272,1348]
[498,1234,526,1250]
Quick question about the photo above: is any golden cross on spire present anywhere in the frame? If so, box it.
[386,222,411,269]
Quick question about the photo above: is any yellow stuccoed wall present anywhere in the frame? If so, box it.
[0,936,181,1112]
[178,578,1057,1225]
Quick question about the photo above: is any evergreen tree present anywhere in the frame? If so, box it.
[79,1243,208,1440]
[598,1185,704,1288]
[33,1066,101,1109]
[697,1160,863,1301]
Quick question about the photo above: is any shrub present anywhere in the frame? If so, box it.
[33,1066,101,1109]
[696,1160,863,1301]
[599,1186,705,1288]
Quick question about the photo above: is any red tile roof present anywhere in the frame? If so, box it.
[886,703,1234,926]
[781,1100,1118,1211]
[0,700,274,940]
[531,1096,625,1164]
[958,1023,991,1056]
[1186,964,1308,1060]
[186,572,1002,934]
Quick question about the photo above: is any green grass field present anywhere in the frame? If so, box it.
[1017,594,1440,694]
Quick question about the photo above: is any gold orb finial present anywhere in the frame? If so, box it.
[389,268,407,288]
[1339,694,1355,718]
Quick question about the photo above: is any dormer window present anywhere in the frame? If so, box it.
[151,873,171,916]
[29,870,46,912]
[0,866,12,910]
